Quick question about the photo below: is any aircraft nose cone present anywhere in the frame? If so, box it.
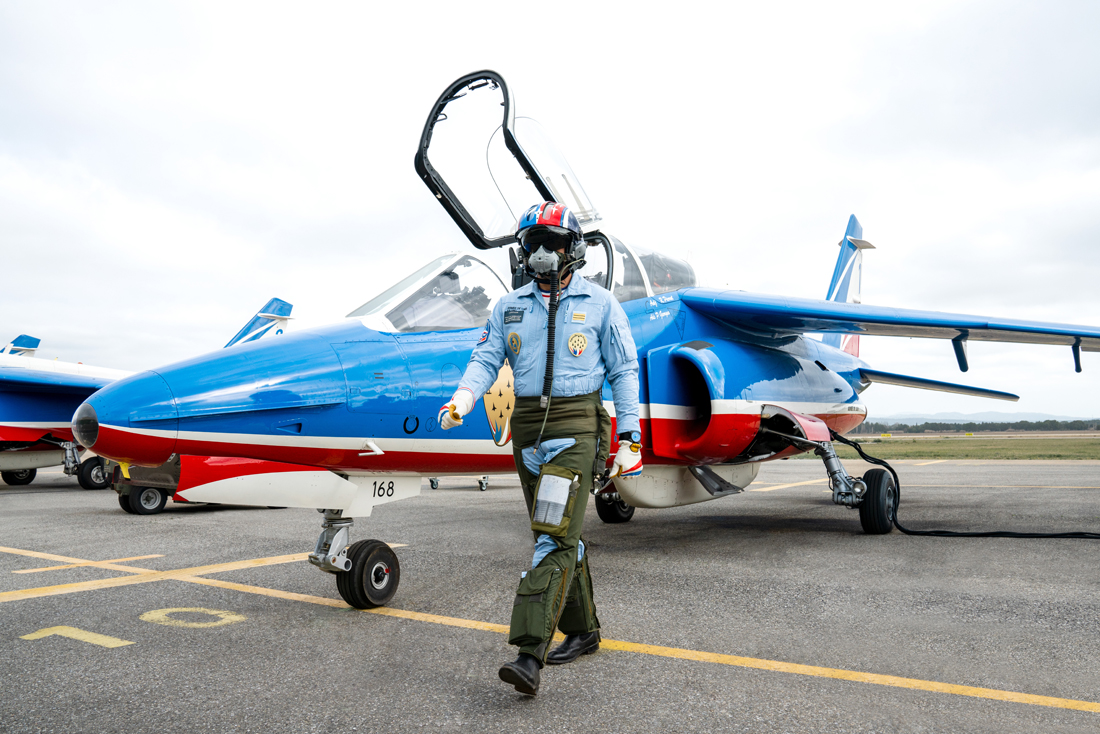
[78,370,179,466]
[72,403,99,448]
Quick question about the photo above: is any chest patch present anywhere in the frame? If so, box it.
[504,308,525,324]
[568,333,588,357]
[508,332,522,355]
[571,312,586,323]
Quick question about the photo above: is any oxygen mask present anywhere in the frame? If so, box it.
[527,246,561,275]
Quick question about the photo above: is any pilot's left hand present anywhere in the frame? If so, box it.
[611,440,643,478]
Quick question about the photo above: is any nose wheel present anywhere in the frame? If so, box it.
[336,540,401,608]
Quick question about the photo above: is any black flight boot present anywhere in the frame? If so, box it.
[546,631,600,665]
[498,653,541,695]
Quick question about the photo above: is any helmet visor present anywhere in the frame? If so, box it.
[518,225,575,254]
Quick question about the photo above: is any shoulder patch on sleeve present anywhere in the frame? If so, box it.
[477,322,490,344]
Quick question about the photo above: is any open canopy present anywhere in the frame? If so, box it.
[415,70,600,250]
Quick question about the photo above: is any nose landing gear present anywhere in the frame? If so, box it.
[309,509,401,608]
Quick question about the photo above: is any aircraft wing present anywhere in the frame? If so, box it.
[0,367,111,395]
[680,289,1100,352]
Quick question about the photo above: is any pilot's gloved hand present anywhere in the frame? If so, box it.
[611,440,643,478]
[438,389,474,430]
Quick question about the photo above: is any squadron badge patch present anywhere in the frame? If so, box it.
[568,333,587,357]
[508,332,521,355]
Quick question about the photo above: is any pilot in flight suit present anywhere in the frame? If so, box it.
[438,201,642,696]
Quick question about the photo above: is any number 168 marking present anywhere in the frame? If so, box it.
[372,480,395,497]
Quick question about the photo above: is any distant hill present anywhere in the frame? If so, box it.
[871,411,1096,424]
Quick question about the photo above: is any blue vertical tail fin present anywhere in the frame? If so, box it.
[823,215,874,355]
[224,298,293,348]
[1,335,41,356]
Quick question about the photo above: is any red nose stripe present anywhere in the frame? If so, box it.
[178,455,320,492]
[94,424,177,467]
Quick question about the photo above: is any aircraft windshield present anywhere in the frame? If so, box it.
[348,255,509,333]
[633,245,697,295]
[609,237,648,302]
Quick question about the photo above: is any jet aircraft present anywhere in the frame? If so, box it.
[0,299,292,488]
[72,71,1100,611]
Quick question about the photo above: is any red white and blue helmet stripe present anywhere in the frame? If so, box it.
[516,201,582,240]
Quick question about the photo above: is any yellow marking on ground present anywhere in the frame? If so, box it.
[182,576,350,608]
[170,576,1099,714]
[0,546,157,575]
[0,553,309,603]
[20,625,133,648]
[140,607,246,628]
[597,639,1100,712]
[749,478,828,492]
[915,460,948,466]
[3,543,1095,712]
[13,555,165,574]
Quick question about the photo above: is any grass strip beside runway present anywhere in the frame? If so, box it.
[802,437,1100,460]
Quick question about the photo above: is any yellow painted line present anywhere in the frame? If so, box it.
[749,478,827,492]
[140,607,246,628]
[597,639,1100,712]
[5,543,1095,712]
[0,546,157,575]
[177,576,1098,714]
[181,576,351,608]
[13,555,165,574]
[20,625,133,648]
[0,553,309,603]
[915,460,948,466]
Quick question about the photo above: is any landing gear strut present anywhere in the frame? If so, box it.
[763,422,893,535]
[309,509,401,608]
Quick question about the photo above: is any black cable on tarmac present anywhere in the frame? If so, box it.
[829,430,1100,539]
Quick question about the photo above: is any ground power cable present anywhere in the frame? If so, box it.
[829,430,1100,539]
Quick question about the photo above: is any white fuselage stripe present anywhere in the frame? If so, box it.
[605,400,866,419]
[102,396,866,455]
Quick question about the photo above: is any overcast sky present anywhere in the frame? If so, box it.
[2,1,1099,418]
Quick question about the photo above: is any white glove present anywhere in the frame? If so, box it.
[438,389,474,430]
[611,441,643,478]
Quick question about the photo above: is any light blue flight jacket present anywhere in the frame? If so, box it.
[458,274,641,436]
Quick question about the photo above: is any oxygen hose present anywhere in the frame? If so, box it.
[829,430,1100,539]
[533,270,560,449]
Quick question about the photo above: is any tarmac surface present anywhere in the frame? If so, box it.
[3,459,1100,733]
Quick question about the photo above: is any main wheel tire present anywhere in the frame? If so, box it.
[595,494,635,523]
[336,540,400,609]
[1,469,36,486]
[859,468,896,535]
[118,492,137,514]
[128,486,168,515]
[77,458,110,490]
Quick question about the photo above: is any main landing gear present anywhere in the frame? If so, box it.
[814,439,896,535]
[309,509,400,608]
